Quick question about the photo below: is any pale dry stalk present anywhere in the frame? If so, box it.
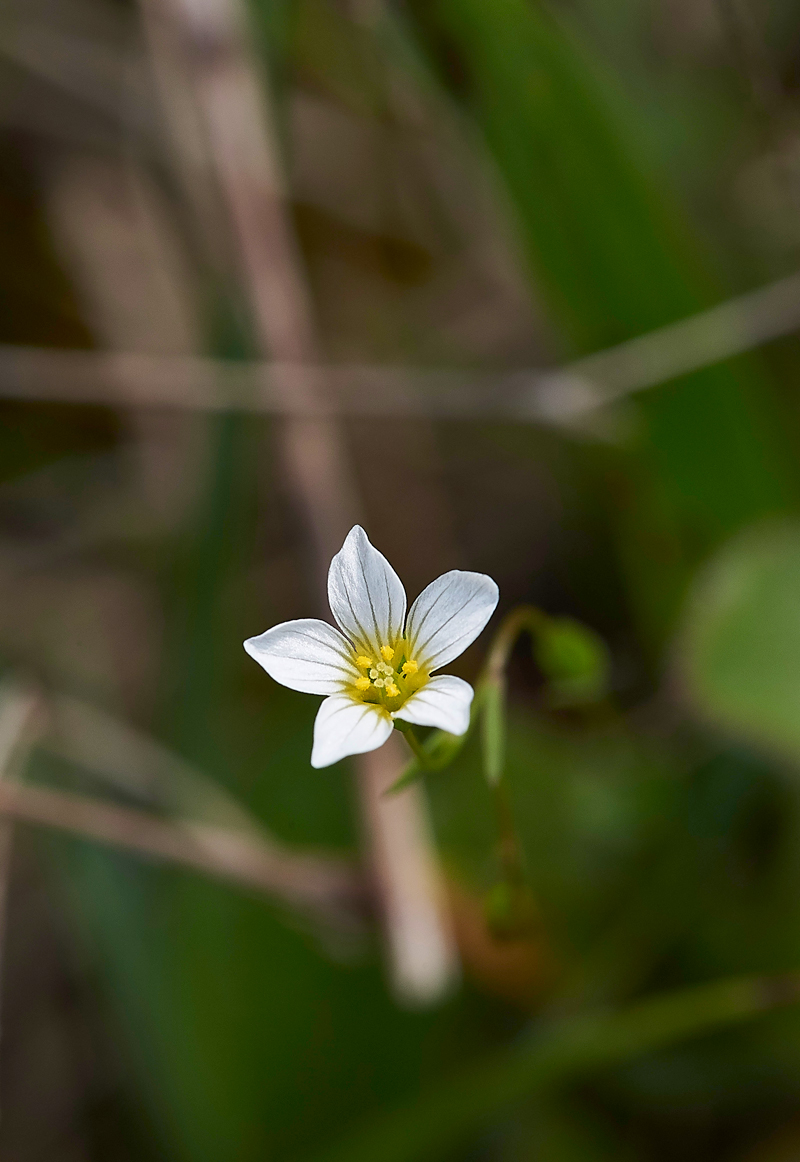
[0,776,367,930]
[0,683,45,1095]
[5,266,800,423]
[140,0,458,1002]
[0,683,368,934]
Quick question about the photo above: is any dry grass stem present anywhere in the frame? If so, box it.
[2,268,800,428]
[0,778,369,930]
[0,684,47,1100]
[141,0,459,1003]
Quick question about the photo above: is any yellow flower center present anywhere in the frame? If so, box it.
[348,638,426,711]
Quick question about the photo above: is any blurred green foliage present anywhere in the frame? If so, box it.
[5,0,800,1159]
[534,615,610,704]
[679,521,800,763]
[417,0,797,652]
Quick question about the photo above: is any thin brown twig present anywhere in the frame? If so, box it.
[2,266,800,428]
[0,685,369,934]
[0,684,46,1108]
[0,778,369,930]
[32,689,370,932]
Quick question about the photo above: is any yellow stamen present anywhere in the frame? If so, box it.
[356,655,373,668]
[354,676,370,691]
[401,660,418,676]
[381,645,395,662]
[385,681,399,698]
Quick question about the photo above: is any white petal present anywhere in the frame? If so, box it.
[394,676,474,736]
[327,525,406,654]
[311,694,393,768]
[244,619,355,694]
[405,571,499,671]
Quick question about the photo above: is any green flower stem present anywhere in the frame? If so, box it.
[492,777,525,887]
[479,606,550,788]
[484,605,549,687]
[479,607,549,923]
[394,720,436,769]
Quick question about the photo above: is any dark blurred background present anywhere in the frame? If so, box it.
[4,0,800,1158]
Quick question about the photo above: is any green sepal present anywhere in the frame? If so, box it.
[384,685,488,795]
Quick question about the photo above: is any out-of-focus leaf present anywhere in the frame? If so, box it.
[534,616,610,705]
[483,879,538,940]
[678,522,800,764]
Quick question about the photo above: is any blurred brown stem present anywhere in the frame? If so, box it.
[141,0,458,1002]
[0,777,368,931]
[0,684,45,1101]
[5,263,800,425]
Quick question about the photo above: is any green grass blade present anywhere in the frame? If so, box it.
[419,0,797,644]
[305,973,800,1162]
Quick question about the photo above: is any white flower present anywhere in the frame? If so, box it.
[244,526,500,768]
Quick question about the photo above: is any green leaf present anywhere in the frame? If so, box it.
[534,617,610,705]
[678,522,800,764]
